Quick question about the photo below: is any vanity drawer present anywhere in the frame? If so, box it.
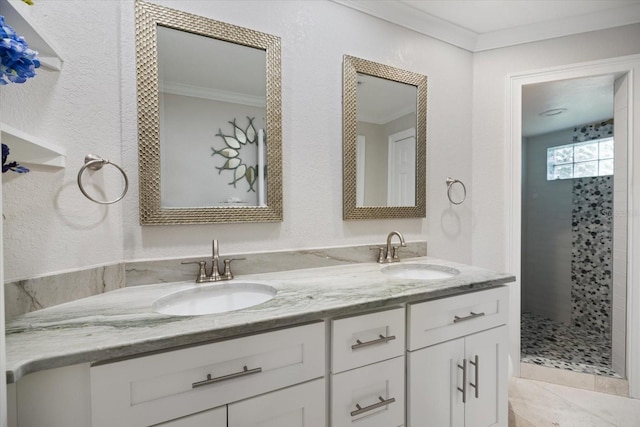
[407,286,509,351]
[331,307,405,374]
[91,322,325,427]
[330,356,405,427]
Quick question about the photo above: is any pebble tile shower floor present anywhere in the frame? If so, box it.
[521,312,621,378]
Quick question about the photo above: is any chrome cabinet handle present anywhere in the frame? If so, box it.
[192,365,262,389]
[470,355,479,398]
[350,396,396,417]
[453,311,485,323]
[457,359,467,403]
[351,334,397,350]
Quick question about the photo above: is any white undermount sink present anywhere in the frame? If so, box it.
[381,263,460,281]
[152,281,277,316]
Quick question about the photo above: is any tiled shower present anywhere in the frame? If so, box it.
[521,121,625,378]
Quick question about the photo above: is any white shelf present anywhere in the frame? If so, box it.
[0,0,63,70]
[1,123,66,168]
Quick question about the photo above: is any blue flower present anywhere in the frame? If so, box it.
[2,143,29,173]
[0,15,40,85]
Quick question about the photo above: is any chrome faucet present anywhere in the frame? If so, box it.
[182,239,244,283]
[371,231,407,263]
[211,239,221,281]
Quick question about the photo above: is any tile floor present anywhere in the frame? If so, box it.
[521,312,620,378]
[509,377,640,426]
[515,312,638,425]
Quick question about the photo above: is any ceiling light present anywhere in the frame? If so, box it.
[538,108,567,117]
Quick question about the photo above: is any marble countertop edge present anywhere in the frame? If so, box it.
[5,257,515,383]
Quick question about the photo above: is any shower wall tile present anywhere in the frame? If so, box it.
[571,176,613,337]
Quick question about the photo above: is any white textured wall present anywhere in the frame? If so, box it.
[1,1,473,281]
[522,129,574,323]
[1,0,124,282]
[471,23,640,272]
[120,1,475,264]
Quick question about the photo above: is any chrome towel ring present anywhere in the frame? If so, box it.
[446,177,466,205]
[77,154,129,205]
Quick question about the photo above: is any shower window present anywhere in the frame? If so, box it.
[547,137,614,180]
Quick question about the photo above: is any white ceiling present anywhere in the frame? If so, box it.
[401,0,640,34]
[357,74,416,124]
[522,75,614,137]
[333,0,640,51]
[157,25,266,105]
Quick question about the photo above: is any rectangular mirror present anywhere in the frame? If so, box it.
[343,55,427,220]
[136,0,282,224]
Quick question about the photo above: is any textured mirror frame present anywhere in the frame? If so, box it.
[343,55,427,220]
[135,0,282,224]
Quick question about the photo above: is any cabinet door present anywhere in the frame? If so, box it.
[464,326,508,427]
[228,378,325,427]
[407,338,464,427]
[153,406,226,427]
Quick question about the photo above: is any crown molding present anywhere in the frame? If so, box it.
[331,0,640,52]
[358,106,415,125]
[476,3,640,51]
[331,0,478,51]
[159,81,266,108]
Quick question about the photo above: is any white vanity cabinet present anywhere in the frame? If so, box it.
[406,286,509,427]
[8,284,513,427]
[330,307,406,427]
[91,322,325,427]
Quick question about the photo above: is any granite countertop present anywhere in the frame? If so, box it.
[5,256,515,383]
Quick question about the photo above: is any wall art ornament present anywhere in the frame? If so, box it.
[212,116,261,192]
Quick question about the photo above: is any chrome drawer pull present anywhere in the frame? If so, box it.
[457,359,467,403]
[351,334,397,350]
[470,355,479,398]
[192,365,262,389]
[350,396,396,417]
[453,311,485,323]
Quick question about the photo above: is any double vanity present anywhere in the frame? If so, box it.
[6,0,509,425]
[6,253,513,427]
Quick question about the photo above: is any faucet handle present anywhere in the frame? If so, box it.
[222,257,246,279]
[182,261,208,283]
[369,246,385,263]
[391,246,401,260]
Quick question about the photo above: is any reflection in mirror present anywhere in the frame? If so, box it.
[356,73,417,207]
[343,55,426,220]
[136,0,282,224]
[157,26,266,208]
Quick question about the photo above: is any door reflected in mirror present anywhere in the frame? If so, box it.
[157,26,267,208]
[136,1,282,224]
[343,55,426,220]
[355,73,417,207]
